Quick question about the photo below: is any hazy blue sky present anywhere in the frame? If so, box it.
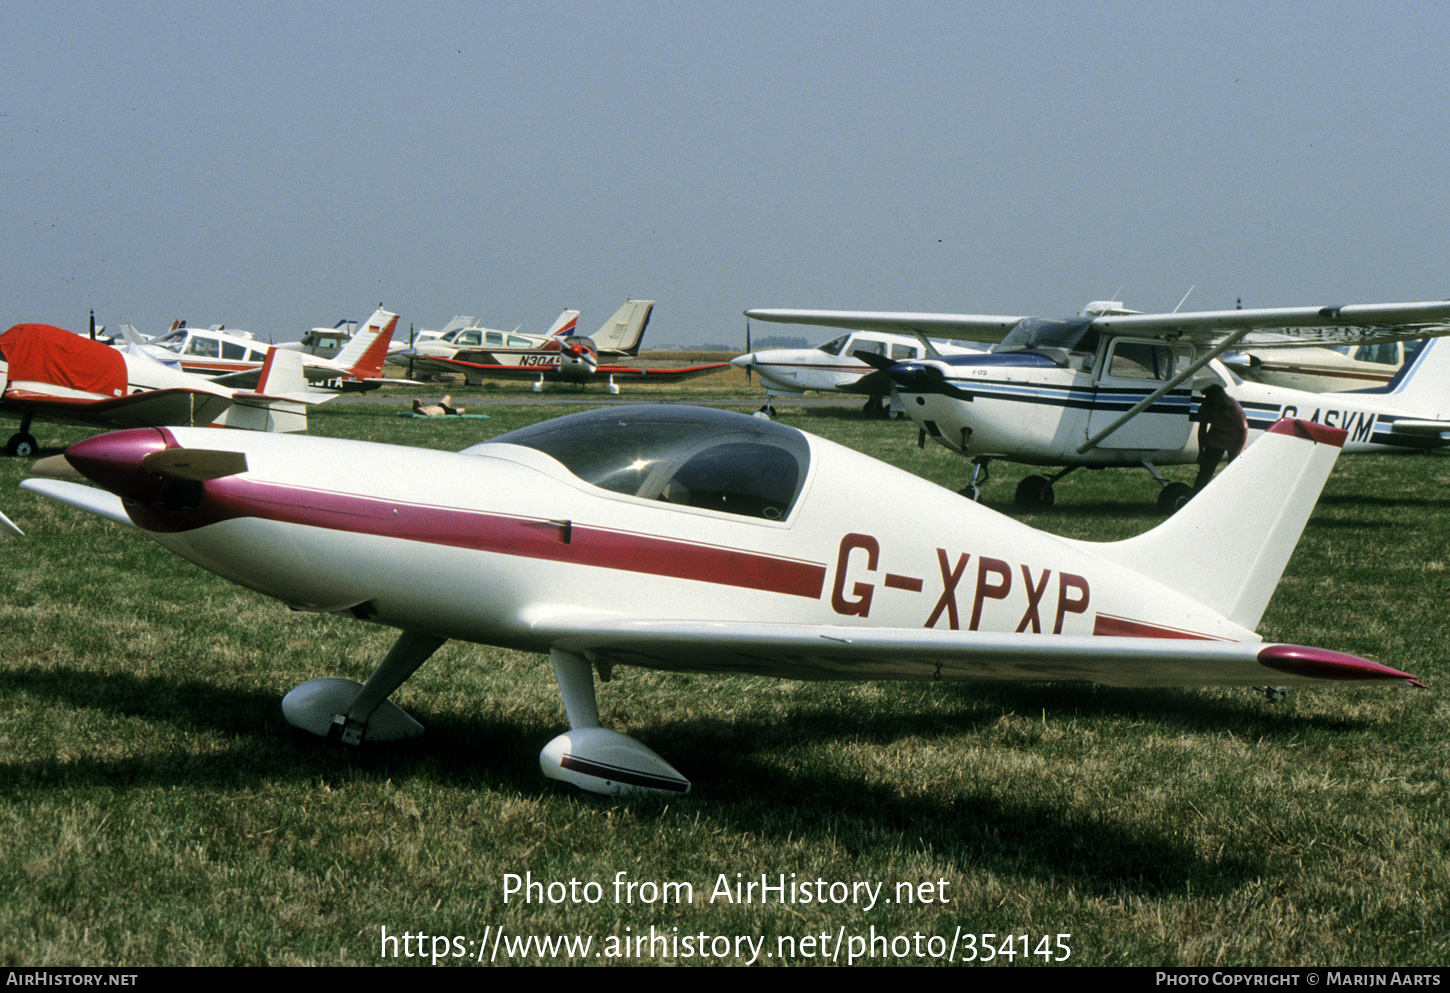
[3,1,1446,345]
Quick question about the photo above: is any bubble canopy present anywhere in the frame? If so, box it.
[466,406,812,521]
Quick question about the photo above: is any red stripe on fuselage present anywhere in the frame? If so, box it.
[126,477,827,600]
[1092,614,1225,641]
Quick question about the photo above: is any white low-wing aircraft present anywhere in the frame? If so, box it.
[20,405,1418,794]
[747,299,1450,511]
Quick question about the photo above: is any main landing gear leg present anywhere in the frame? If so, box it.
[281,630,447,744]
[540,649,690,795]
[1013,465,1079,508]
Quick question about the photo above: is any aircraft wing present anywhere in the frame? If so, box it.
[422,356,731,381]
[746,309,1028,341]
[594,362,732,379]
[534,618,1420,688]
[747,301,1450,349]
[2,388,235,429]
[19,478,133,527]
[1091,300,1450,347]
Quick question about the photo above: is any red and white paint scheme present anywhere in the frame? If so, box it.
[0,321,341,456]
[747,299,1450,511]
[131,307,400,393]
[403,300,727,392]
[22,406,1419,795]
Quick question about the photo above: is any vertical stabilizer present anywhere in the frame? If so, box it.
[591,300,654,356]
[218,347,312,432]
[1089,419,1345,631]
[333,307,399,378]
[545,310,582,338]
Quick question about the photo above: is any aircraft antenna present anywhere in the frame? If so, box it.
[89,309,96,341]
[1173,285,1196,313]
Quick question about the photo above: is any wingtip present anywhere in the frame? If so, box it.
[1258,644,1420,685]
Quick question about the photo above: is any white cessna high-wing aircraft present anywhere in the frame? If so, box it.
[731,327,990,417]
[21,405,1418,794]
[747,299,1450,512]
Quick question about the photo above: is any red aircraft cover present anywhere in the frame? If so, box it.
[0,324,127,398]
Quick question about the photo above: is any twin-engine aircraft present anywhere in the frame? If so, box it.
[403,300,730,392]
[20,405,1418,794]
[747,299,1450,510]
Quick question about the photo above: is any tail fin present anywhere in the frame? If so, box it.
[332,307,399,378]
[591,300,653,356]
[216,347,311,432]
[545,309,581,338]
[1090,419,1346,631]
[1337,334,1450,419]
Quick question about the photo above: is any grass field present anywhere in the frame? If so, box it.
[1,394,1446,967]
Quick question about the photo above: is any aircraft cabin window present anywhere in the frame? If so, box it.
[508,335,533,348]
[1353,342,1401,365]
[477,406,812,522]
[890,343,919,360]
[458,331,482,346]
[817,335,849,356]
[221,342,248,360]
[485,332,504,346]
[1106,341,1175,380]
[187,338,220,358]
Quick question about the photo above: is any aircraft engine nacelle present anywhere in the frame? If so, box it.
[556,337,600,382]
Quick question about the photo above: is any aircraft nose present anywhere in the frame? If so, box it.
[64,428,171,503]
[731,353,755,369]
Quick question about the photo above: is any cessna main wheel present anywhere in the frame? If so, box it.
[1157,482,1193,515]
[1014,475,1054,508]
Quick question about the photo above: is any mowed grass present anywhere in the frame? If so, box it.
[0,397,1446,966]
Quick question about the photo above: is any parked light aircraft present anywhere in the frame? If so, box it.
[403,301,729,392]
[0,322,328,455]
[731,327,991,417]
[20,405,1419,794]
[747,299,1450,511]
[276,318,361,361]
[134,324,271,375]
[142,307,401,393]
[1222,339,1409,392]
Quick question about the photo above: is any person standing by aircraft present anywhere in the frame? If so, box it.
[1193,383,1248,494]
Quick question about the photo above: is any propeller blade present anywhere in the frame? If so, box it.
[744,319,752,384]
[851,349,894,371]
[853,352,976,402]
[30,455,83,480]
[140,448,249,481]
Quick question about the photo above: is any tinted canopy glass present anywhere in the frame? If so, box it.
[474,406,811,521]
